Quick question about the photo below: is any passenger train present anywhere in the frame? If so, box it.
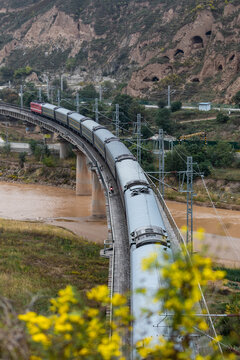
[30,101,173,357]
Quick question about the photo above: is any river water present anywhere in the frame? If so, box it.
[0,182,108,243]
[0,182,239,266]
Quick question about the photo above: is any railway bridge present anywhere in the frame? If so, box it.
[0,102,216,357]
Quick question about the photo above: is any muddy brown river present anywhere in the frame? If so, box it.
[0,182,239,266]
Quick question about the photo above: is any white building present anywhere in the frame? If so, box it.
[198,102,211,111]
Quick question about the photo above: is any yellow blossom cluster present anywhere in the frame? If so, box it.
[18,228,236,360]
[18,284,131,360]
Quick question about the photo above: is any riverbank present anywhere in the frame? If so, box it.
[0,218,108,312]
[1,154,240,211]
[164,175,240,211]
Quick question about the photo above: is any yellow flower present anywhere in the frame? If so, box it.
[111,293,127,306]
[87,285,109,302]
[32,333,50,347]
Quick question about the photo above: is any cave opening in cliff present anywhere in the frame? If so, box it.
[192,36,203,48]
[174,49,184,57]
[206,30,212,36]
[152,76,159,82]
[218,64,223,71]
[192,78,200,82]
[229,54,235,61]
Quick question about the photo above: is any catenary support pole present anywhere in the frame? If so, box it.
[20,85,23,108]
[76,93,79,113]
[158,129,164,197]
[137,114,141,164]
[95,98,99,123]
[115,104,119,137]
[186,156,193,253]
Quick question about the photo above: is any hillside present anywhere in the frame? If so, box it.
[0,0,239,102]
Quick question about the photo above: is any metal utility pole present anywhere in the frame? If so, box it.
[60,75,64,92]
[137,114,141,164]
[20,85,23,108]
[38,88,42,102]
[50,88,53,104]
[76,93,79,113]
[99,85,102,102]
[167,85,171,108]
[115,104,119,137]
[158,129,165,197]
[57,89,60,106]
[95,98,99,123]
[186,156,193,253]
[47,77,50,101]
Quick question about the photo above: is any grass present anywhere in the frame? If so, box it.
[204,268,240,350]
[214,267,240,283]
[211,168,240,181]
[0,219,108,312]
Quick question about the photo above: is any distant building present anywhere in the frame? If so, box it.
[198,102,211,111]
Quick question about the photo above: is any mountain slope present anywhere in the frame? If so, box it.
[0,0,239,102]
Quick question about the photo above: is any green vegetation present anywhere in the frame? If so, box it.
[165,142,235,177]
[14,66,33,79]
[216,112,230,123]
[171,101,182,113]
[0,219,108,312]
[232,90,240,107]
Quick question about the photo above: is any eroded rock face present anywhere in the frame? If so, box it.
[0,0,239,102]
[127,4,240,101]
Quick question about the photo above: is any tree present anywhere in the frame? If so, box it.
[111,94,134,131]
[171,101,182,112]
[79,84,98,100]
[2,142,11,157]
[19,152,27,168]
[232,90,240,107]
[141,125,152,139]
[206,141,234,168]
[216,112,229,123]
[155,108,174,134]
[157,99,167,108]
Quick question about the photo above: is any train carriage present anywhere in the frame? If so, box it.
[81,119,101,144]
[42,103,58,119]
[105,140,135,178]
[55,107,73,125]
[30,102,43,114]
[116,158,148,195]
[131,243,171,356]
[93,128,118,158]
[68,112,87,134]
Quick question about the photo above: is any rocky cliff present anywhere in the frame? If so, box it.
[0,0,239,102]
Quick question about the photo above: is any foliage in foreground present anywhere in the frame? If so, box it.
[15,238,237,360]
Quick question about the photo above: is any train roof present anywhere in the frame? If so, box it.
[42,103,58,110]
[105,140,132,159]
[55,107,73,115]
[116,159,148,190]
[68,112,87,121]
[124,187,166,234]
[82,119,101,131]
[94,128,117,143]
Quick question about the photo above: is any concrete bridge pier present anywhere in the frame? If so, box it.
[91,171,106,218]
[59,140,68,159]
[76,151,92,196]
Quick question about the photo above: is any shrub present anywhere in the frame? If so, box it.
[171,101,182,112]
[216,112,229,123]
